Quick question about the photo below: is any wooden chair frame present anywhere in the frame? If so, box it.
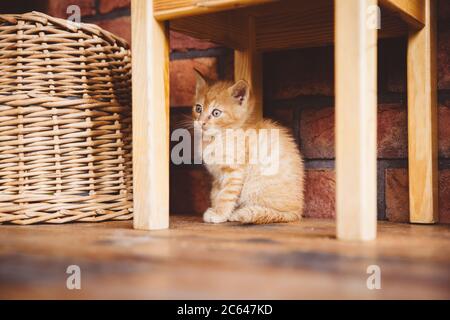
[131,0,438,240]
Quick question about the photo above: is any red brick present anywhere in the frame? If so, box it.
[264,47,334,99]
[438,30,450,90]
[298,104,407,160]
[439,104,450,158]
[99,0,130,14]
[300,107,334,159]
[96,16,131,44]
[170,31,219,52]
[385,168,409,223]
[303,169,335,219]
[170,167,211,215]
[47,0,96,18]
[439,169,450,223]
[377,104,408,158]
[385,168,450,224]
[170,57,218,107]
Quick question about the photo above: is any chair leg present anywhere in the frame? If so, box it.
[234,16,263,119]
[131,0,170,230]
[407,0,438,224]
[335,0,378,240]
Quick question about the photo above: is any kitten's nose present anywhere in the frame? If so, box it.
[194,120,205,129]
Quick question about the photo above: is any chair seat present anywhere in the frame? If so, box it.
[155,0,416,51]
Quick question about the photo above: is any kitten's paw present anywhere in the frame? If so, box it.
[203,208,228,224]
[228,209,253,223]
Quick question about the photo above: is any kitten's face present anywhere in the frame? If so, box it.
[192,70,252,131]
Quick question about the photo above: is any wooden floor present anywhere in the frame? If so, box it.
[0,216,449,299]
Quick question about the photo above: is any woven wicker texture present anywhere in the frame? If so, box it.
[0,12,133,224]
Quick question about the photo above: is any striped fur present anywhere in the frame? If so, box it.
[193,71,304,224]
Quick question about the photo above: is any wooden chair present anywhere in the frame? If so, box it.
[130,0,438,240]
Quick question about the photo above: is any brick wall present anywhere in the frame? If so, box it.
[3,0,449,223]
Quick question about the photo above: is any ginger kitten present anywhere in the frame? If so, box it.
[193,70,304,224]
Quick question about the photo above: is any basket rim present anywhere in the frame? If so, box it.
[0,11,129,49]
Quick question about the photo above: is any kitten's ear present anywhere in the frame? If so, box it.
[228,80,249,105]
[194,68,207,97]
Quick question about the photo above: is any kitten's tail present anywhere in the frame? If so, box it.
[229,205,301,224]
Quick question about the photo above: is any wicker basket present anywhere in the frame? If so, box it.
[0,12,133,224]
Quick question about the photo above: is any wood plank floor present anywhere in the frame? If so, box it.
[0,216,449,299]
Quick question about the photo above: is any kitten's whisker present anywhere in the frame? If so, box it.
[174,116,195,130]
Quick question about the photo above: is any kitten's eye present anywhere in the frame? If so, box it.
[211,109,222,117]
[195,104,203,113]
